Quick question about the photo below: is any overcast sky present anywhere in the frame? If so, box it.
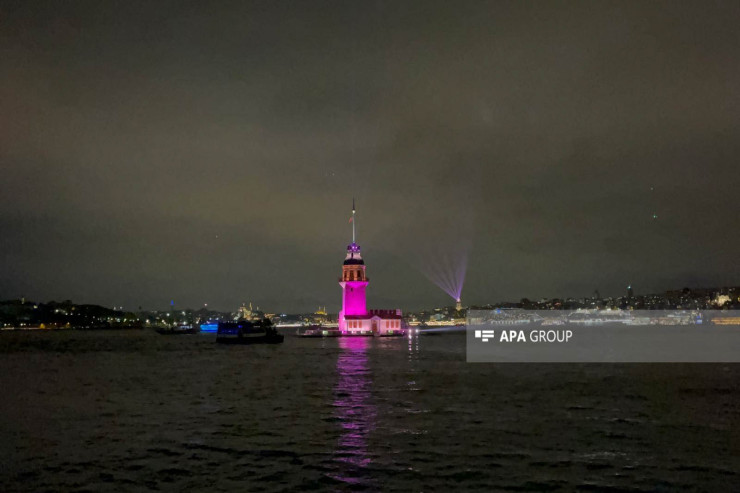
[2,1,739,312]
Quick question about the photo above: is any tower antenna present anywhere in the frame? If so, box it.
[352,198,356,243]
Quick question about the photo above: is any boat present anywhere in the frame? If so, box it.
[216,319,284,344]
[156,324,199,335]
[296,325,323,337]
[296,325,341,337]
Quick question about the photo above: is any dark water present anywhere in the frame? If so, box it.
[0,329,738,492]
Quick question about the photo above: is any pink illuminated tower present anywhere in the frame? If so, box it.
[338,199,369,332]
[337,200,404,336]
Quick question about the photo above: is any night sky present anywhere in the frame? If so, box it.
[2,1,739,312]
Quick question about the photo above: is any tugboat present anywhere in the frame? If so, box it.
[216,318,284,345]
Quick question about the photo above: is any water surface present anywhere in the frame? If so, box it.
[0,329,737,491]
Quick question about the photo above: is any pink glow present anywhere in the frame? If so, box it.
[342,281,368,315]
[337,236,402,334]
[330,337,376,485]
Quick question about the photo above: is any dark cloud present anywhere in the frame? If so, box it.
[1,1,739,311]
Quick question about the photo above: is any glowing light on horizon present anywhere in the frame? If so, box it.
[395,196,474,305]
[417,244,468,302]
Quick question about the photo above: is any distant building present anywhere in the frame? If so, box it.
[236,302,263,321]
[305,306,330,325]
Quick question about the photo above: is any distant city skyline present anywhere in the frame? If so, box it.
[4,281,739,316]
[2,2,739,312]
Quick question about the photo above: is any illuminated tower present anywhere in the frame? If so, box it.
[338,199,369,332]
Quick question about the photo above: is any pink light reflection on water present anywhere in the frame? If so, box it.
[330,336,377,485]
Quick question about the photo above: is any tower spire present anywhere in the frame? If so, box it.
[352,198,356,243]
